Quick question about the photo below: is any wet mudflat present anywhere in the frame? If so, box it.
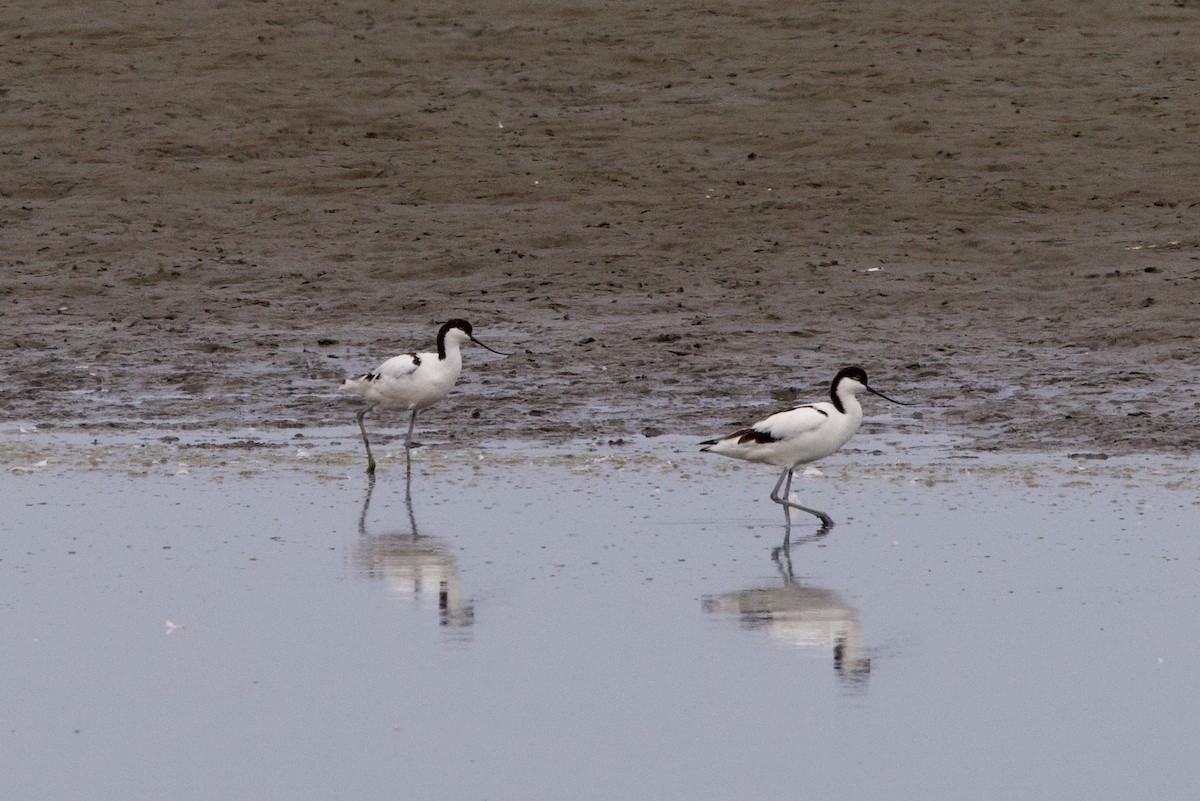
[3,430,1198,800]
[5,0,1200,453]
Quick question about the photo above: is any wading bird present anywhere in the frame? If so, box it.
[701,366,909,528]
[343,319,508,475]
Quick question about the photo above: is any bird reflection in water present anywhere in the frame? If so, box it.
[348,471,475,631]
[702,535,870,688]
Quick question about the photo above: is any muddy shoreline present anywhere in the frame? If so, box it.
[3,1,1198,453]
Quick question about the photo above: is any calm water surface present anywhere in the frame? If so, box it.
[2,433,1197,800]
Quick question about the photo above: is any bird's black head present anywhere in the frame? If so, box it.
[828,366,868,412]
[833,366,869,389]
[831,365,910,407]
[435,318,474,359]
[441,318,474,337]
[434,318,510,358]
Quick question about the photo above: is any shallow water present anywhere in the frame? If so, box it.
[3,431,1198,799]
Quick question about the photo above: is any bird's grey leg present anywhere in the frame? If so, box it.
[769,467,792,504]
[404,410,419,450]
[356,405,377,475]
[769,466,834,528]
[769,467,794,527]
[402,409,420,474]
[788,499,834,528]
[783,469,796,529]
[404,444,414,505]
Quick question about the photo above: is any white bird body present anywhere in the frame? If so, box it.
[701,398,864,469]
[342,328,471,413]
[344,319,507,475]
[701,366,907,528]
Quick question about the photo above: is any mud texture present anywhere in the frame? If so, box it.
[3,1,1199,453]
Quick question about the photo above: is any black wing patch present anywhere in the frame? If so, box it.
[735,427,780,445]
[700,427,778,449]
[411,353,421,367]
